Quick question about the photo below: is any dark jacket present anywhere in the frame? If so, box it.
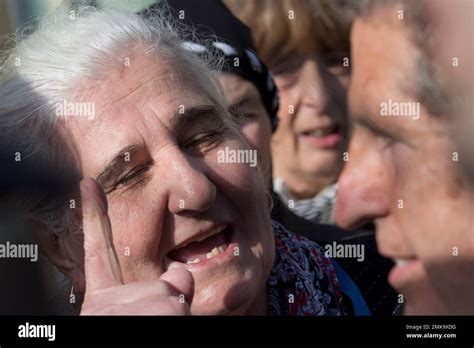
[271,192,401,316]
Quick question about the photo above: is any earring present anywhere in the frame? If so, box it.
[69,283,77,310]
[266,190,274,212]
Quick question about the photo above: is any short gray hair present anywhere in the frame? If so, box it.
[0,4,225,241]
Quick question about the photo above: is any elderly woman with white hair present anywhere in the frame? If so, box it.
[0,5,343,315]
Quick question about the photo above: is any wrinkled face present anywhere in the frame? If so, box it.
[64,52,275,315]
[335,12,474,314]
[270,54,349,196]
[217,73,273,185]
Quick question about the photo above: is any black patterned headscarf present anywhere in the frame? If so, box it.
[141,0,279,131]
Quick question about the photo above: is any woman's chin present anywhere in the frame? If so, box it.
[189,251,267,315]
[298,153,343,181]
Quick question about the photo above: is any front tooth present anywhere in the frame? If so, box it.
[186,258,200,264]
[395,258,407,266]
[312,130,323,137]
[206,252,214,259]
[217,245,225,253]
[311,128,334,137]
[212,247,219,256]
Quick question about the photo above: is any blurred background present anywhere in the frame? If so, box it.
[0,0,160,41]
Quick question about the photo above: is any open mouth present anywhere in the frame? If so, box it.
[302,124,341,138]
[167,225,232,265]
[300,124,343,148]
[388,257,420,290]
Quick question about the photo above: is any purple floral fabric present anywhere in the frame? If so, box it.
[267,220,344,315]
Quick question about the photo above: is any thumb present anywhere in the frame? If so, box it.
[80,178,123,292]
[160,267,194,304]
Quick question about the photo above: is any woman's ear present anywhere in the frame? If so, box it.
[30,219,84,287]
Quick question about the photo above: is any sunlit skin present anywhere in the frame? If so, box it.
[42,50,275,315]
[217,73,273,185]
[271,56,350,199]
[335,9,474,314]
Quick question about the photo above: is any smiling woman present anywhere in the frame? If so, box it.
[0,4,344,315]
[226,0,353,225]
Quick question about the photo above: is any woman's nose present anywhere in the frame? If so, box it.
[335,141,391,229]
[299,60,329,111]
[165,152,217,215]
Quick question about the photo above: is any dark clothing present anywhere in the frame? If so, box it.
[271,193,399,316]
[142,0,280,130]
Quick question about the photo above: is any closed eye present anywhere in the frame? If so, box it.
[182,131,223,156]
[108,162,153,193]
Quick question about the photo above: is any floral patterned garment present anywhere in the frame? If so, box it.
[267,220,344,315]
